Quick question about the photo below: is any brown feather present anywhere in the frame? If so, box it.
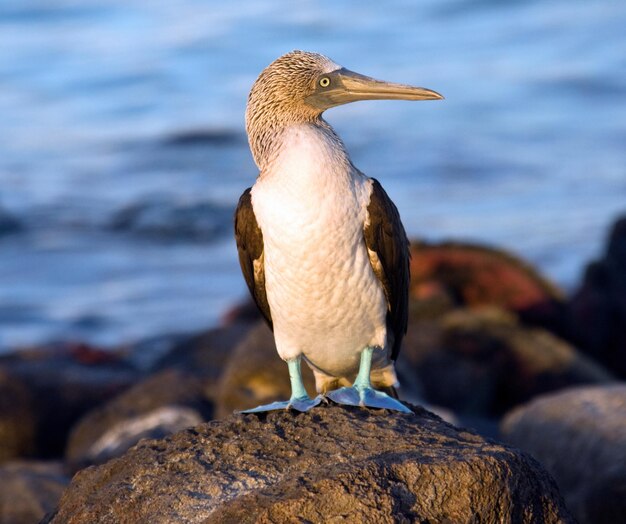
[363,178,410,361]
[234,188,272,329]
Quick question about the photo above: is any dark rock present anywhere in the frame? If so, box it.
[215,322,317,417]
[154,322,255,406]
[123,332,191,372]
[0,371,36,462]
[608,215,626,266]
[0,343,139,458]
[401,307,612,417]
[66,369,210,472]
[501,384,626,524]
[109,197,233,241]
[0,460,68,524]
[410,241,568,334]
[47,404,573,523]
[583,468,626,524]
[568,215,626,377]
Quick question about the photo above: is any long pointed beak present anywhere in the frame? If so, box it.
[305,68,444,110]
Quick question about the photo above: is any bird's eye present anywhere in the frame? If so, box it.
[319,77,331,88]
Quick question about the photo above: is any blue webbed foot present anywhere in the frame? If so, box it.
[238,357,323,413]
[326,386,412,413]
[238,395,323,414]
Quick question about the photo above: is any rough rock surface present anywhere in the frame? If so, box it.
[66,369,210,472]
[501,384,626,524]
[48,403,573,523]
[0,371,35,462]
[0,460,68,524]
[401,307,612,417]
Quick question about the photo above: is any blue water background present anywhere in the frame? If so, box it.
[1,0,625,351]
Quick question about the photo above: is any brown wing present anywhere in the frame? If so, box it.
[234,187,272,329]
[364,178,410,361]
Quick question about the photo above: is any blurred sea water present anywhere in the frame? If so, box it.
[0,0,625,351]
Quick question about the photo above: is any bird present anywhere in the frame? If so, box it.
[235,50,443,413]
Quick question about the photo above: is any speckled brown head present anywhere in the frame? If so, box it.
[246,50,443,169]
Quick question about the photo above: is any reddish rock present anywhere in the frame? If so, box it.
[410,241,567,333]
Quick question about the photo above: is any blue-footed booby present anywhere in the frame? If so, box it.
[235,50,443,413]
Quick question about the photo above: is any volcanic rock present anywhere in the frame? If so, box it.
[0,460,68,524]
[568,215,626,377]
[501,384,626,524]
[47,403,573,523]
[0,371,36,462]
[410,241,567,334]
[66,369,210,472]
[0,343,138,458]
[401,307,612,417]
[154,322,255,409]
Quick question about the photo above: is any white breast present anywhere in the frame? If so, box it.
[251,124,388,378]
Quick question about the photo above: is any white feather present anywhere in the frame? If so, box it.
[251,124,388,379]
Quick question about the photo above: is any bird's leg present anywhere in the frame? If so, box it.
[286,357,322,410]
[238,356,322,414]
[326,347,412,413]
[352,346,375,392]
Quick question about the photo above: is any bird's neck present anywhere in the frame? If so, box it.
[247,116,350,173]
[262,123,354,188]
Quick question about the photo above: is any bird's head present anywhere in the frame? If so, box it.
[246,50,443,168]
